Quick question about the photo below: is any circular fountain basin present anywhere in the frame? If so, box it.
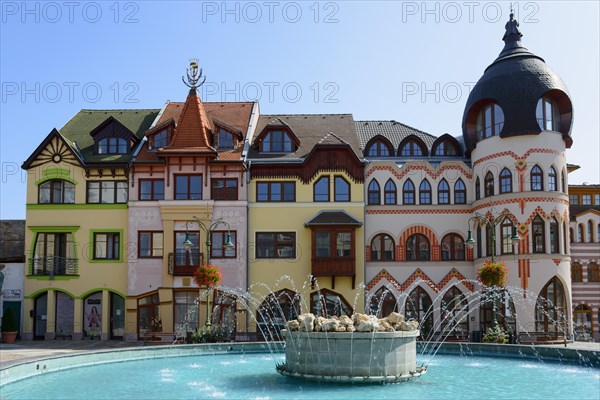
[277,330,426,383]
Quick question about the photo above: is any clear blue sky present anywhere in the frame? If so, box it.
[1,1,598,219]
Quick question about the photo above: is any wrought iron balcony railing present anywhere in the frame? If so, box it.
[31,257,78,276]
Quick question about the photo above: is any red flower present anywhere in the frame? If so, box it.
[477,260,508,288]
[193,264,222,288]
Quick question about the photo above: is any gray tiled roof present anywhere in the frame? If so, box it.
[355,120,437,151]
[247,114,362,160]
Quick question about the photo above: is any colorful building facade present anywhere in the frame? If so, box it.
[19,13,584,342]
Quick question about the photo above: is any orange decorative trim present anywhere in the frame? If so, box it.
[366,163,472,181]
[473,148,565,167]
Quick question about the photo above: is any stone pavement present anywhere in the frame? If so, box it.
[0,340,146,369]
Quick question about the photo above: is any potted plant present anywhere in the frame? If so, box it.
[477,259,508,288]
[1,308,18,344]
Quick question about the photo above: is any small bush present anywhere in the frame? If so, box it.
[191,325,228,343]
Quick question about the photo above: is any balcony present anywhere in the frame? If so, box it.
[31,257,78,276]
[168,251,204,276]
[311,258,356,289]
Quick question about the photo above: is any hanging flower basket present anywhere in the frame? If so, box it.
[193,264,222,288]
[477,260,508,288]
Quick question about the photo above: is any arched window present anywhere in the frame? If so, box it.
[476,103,504,139]
[569,227,574,244]
[368,287,398,317]
[399,139,426,157]
[561,170,566,193]
[367,180,381,205]
[384,179,397,205]
[532,215,546,253]
[454,179,466,204]
[480,290,517,336]
[406,233,430,261]
[257,289,301,341]
[403,180,415,205]
[500,217,515,254]
[548,167,557,191]
[476,226,482,258]
[571,263,583,282]
[405,287,433,339]
[484,171,494,197]
[419,180,432,205]
[38,180,75,204]
[578,224,584,243]
[588,263,599,283]
[531,165,544,191]
[499,168,512,194]
[535,277,567,334]
[314,176,329,202]
[486,224,494,258]
[563,222,568,254]
[371,234,395,261]
[550,217,559,254]
[366,140,391,157]
[587,220,594,243]
[536,97,560,131]
[334,176,350,202]
[574,305,593,339]
[441,286,469,338]
[261,130,293,153]
[475,177,481,201]
[438,179,450,204]
[311,289,353,318]
[441,233,465,261]
[433,140,458,156]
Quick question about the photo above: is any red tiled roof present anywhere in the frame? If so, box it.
[168,89,214,150]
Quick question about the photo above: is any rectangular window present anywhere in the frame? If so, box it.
[93,232,120,260]
[218,129,234,149]
[581,194,591,205]
[595,194,600,205]
[569,194,579,205]
[175,175,202,200]
[210,231,237,258]
[87,181,127,204]
[174,231,200,267]
[315,232,330,257]
[174,291,199,333]
[138,231,163,258]
[139,179,165,201]
[32,232,76,275]
[256,181,296,202]
[336,232,352,256]
[256,232,295,258]
[211,178,238,200]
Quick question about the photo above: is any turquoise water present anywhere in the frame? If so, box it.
[1,353,598,400]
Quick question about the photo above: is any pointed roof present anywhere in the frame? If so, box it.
[166,89,215,152]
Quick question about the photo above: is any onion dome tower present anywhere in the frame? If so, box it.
[462,12,573,335]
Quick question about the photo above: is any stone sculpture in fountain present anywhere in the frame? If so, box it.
[276,312,427,383]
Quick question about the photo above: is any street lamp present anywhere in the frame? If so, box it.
[464,211,520,261]
[183,216,235,327]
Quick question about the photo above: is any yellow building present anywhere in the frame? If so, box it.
[21,110,159,340]
[246,114,365,339]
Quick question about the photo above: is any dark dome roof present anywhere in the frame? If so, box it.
[462,13,573,151]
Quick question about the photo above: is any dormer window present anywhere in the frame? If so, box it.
[217,128,235,149]
[476,103,504,139]
[98,138,128,154]
[399,138,426,157]
[153,129,169,148]
[366,140,391,157]
[434,140,457,156]
[262,130,293,153]
[536,97,560,131]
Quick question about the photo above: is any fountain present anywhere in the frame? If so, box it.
[275,312,426,383]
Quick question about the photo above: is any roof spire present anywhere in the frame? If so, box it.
[182,59,206,90]
[502,6,523,44]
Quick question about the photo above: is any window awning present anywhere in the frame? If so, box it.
[304,210,362,227]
